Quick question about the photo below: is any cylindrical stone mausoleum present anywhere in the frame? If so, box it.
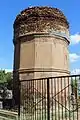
[13,6,70,104]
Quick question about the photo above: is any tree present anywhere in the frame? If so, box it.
[0,70,13,105]
[0,70,12,83]
[0,70,12,90]
[71,79,77,99]
[5,72,13,90]
[0,70,6,83]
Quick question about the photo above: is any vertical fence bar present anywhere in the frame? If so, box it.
[54,78,57,120]
[61,77,63,120]
[71,77,74,120]
[36,80,38,120]
[35,80,36,120]
[42,79,43,120]
[76,76,78,120]
[30,80,33,120]
[68,77,71,120]
[47,78,50,120]
[64,77,67,120]
[51,78,53,120]
[33,80,34,120]
[27,81,28,119]
[18,80,21,119]
[44,79,47,120]
[39,79,41,120]
[57,78,60,120]
[77,75,80,120]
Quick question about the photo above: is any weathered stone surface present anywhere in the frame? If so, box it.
[13,6,69,38]
[13,6,70,105]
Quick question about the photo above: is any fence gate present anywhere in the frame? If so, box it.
[19,75,80,120]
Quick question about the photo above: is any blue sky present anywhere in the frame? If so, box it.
[0,0,80,74]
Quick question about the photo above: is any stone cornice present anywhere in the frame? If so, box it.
[13,68,70,74]
[13,32,70,45]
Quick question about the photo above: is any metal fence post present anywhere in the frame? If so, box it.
[47,78,50,120]
[18,80,21,119]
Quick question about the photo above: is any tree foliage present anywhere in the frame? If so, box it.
[71,79,77,89]
[0,70,12,83]
[0,70,12,90]
[0,70,13,100]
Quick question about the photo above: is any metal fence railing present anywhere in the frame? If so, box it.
[18,75,80,120]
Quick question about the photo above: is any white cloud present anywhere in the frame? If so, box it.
[69,53,80,63]
[70,33,80,45]
[5,69,13,73]
[71,69,80,75]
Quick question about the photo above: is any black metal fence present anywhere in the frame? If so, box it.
[19,75,80,120]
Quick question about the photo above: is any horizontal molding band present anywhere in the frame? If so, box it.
[13,32,70,45]
[13,68,70,74]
